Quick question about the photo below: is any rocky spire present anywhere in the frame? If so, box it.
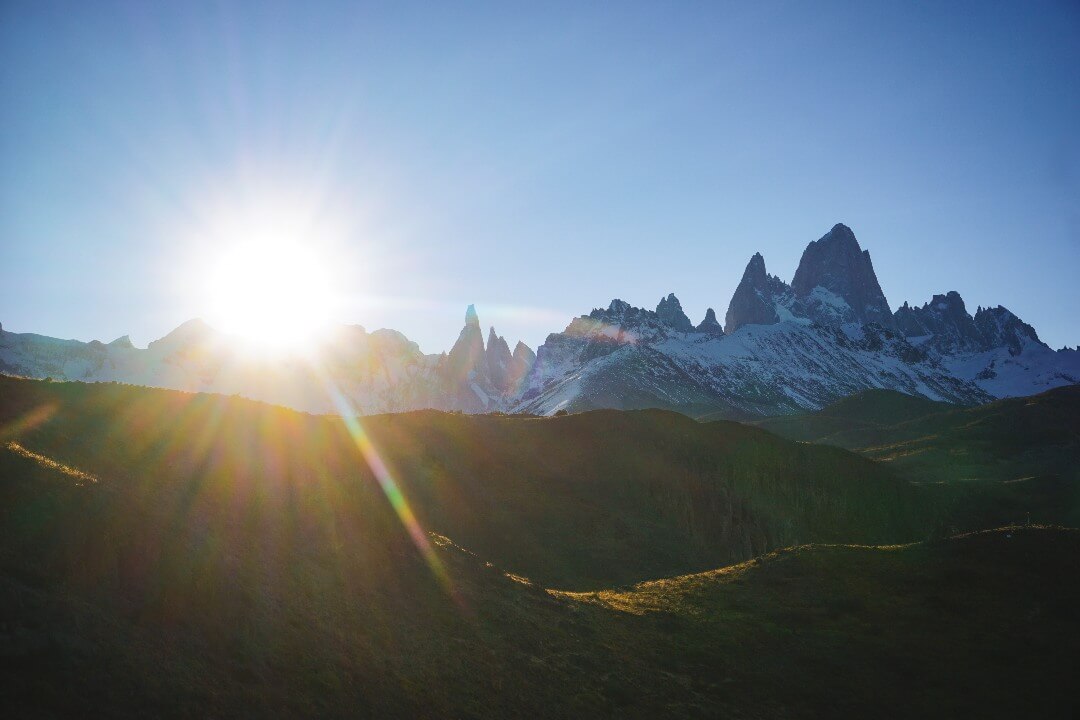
[513,341,536,365]
[445,305,485,384]
[655,293,695,332]
[485,326,514,393]
[696,308,724,336]
[724,253,792,334]
[508,341,536,390]
[790,223,895,329]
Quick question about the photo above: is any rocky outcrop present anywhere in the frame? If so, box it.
[696,308,724,336]
[894,291,986,353]
[443,304,485,386]
[485,327,514,394]
[893,291,1045,357]
[508,341,536,392]
[723,253,794,333]
[655,293,695,332]
[791,224,895,329]
[974,305,1042,356]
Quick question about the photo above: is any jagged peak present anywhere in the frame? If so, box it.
[926,290,968,314]
[108,335,134,349]
[589,298,653,324]
[655,293,694,332]
[513,340,534,359]
[793,225,866,291]
[791,223,895,329]
[696,307,724,335]
[823,222,859,246]
[465,304,479,326]
[742,252,768,281]
[486,326,511,355]
[974,304,1043,354]
[724,253,793,334]
[977,304,1014,318]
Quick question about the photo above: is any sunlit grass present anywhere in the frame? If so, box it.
[5,440,98,485]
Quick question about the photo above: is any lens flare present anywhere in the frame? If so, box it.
[318,374,459,601]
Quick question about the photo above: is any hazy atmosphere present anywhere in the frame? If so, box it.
[3,1,1078,352]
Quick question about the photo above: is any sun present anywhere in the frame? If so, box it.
[206,236,335,352]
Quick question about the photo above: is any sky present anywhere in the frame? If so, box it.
[2,0,1078,353]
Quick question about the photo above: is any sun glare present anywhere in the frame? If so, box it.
[206,236,335,352]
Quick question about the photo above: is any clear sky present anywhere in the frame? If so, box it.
[2,0,1078,353]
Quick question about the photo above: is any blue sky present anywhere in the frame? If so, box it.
[2,0,1078,352]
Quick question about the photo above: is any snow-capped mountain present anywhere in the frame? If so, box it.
[2,222,1076,417]
[515,295,987,418]
[515,223,1077,416]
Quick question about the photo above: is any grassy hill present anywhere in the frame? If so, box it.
[757,385,1080,530]
[754,388,954,443]
[2,376,1079,717]
[0,376,931,589]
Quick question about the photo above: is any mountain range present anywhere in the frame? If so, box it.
[3,223,1077,417]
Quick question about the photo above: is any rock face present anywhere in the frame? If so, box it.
[443,305,485,385]
[893,292,1044,357]
[438,306,537,412]
[655,293,695,332]
[2,222,1075,418]
[516,295,991,418]
[509,341,537,392]
[894,291,986,353]
[791,224,896,329]
[724,253,794,333]
[696,308,724,336]
[485,327,515,395]
[974,306,1041,356]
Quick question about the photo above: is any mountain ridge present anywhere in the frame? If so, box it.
[3,222,1077,417]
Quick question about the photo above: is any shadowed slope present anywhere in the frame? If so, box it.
[0,376,928,589]
[2,446,1077,720]
[756,384,1080,533]
[1,377,1078,716]
[755,388,953,443]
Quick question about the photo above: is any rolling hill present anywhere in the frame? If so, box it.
[2,376,1079,717]
[0,375,934,589]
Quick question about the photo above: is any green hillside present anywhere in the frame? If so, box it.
[755,388,953,443]
[2,376,1079,717]
[0,376,930,588]
[757,385,1080,529]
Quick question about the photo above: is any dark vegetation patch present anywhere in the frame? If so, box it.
[0,377,1078,717]
[756,385,1080,529]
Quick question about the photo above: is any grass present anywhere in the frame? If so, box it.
[1,376,1078,717]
